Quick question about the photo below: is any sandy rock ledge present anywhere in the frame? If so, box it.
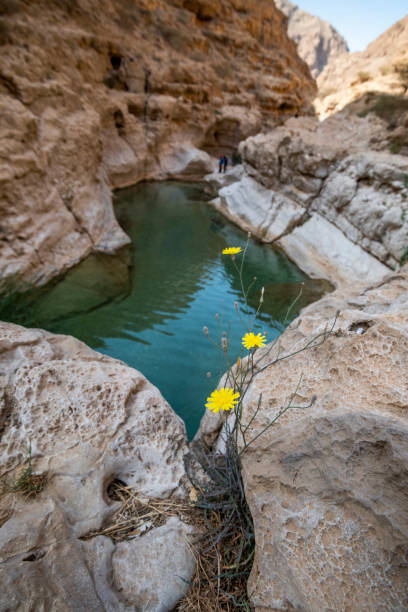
[0,323,194,611]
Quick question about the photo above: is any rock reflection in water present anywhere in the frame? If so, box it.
[222,248,333,330]
[111,182,220,335]
[0,250,131,329]
[31,250,132,324]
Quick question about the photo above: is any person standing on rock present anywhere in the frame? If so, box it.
[223,156,228,173]
[219,155,224,173]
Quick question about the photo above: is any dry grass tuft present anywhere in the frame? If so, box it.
[178,443,255,611]
[15,472,47,498]
[1,444,47,499]
[175,515,253,611]
[83,481,200,542]
[0,472,47,499]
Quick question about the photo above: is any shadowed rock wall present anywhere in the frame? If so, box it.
[316,13,408,123]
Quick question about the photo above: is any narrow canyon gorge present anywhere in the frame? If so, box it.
[0,1,407,610]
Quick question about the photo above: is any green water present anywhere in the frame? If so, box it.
[2,182,331,437]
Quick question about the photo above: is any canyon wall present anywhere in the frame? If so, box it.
[0,0,315,288]
[275,0,349,77]
[316,12,408,147]
[2,3,407,610]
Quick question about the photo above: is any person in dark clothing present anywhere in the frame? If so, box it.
[219,155,224,173]
[222,156,228,173]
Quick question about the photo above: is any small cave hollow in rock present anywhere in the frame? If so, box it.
[349,320,374,334]
[110,54,122,70]
[106,477,128,502]
[113,109,125,133]
[23,549,47,562]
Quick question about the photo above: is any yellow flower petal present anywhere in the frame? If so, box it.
[242,332,267,350]
[222,247,242,255]
[205,387,240,413]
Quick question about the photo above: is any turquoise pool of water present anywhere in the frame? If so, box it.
[4,182,331,437]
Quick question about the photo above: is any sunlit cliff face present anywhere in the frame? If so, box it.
[0,0,316,287]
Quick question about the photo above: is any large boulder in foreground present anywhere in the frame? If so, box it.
[236,268,408,610]
[0,323,193,610]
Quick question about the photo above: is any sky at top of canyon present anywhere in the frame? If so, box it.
[296,0,407,51]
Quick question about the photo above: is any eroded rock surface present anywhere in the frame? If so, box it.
[112,517,195,611]
[275,0,349,77]
[242,267,408,611]
[207,115,408,285]
[0,0,315,288]
[0,323,193,610]
[198,267,408,610]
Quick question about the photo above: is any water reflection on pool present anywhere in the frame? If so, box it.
[15,182,332,437]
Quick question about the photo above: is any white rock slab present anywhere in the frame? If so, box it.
[279,213,390,285]
[214,176,305,241]
[159,145,215,179]
[0,323,192,611]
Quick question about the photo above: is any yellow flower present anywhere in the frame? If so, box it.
[242,332,266,350]
[205,388,240,413]
[222,247,242,255]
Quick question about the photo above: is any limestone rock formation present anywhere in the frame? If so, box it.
[275,0,349,77]
[197,267,408,610]
[112,517,195,610]
[0,322,193,610]
[0,0,316,288]
[316,13,408,140]
[242,267,408,611]
[206,115,408,285]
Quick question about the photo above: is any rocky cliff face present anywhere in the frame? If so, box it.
[206,115,408,286]
[316,13,408,132]
[0,0,315,288]
[275,0,349,77]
